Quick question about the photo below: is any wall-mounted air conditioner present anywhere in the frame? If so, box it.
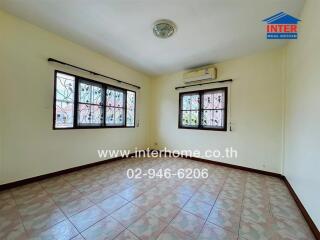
[183,66,217,84]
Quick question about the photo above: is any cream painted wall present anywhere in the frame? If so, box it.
[0,11,152,184]
[151,49,285,173]
[284,0,320,228]
[0,73,3,184]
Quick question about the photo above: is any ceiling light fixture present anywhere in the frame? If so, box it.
[153,19,177,39]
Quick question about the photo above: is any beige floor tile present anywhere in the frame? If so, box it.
[198,222,238,240]
[28,220,79,239]
[207,207,241,233]
[113,230,140,240]
[128,212,168,240]
[157,226,193,240]
[170,210,205,239]
[98,194,128,215]
[111,203,146,227]
[69,205,107,232]
[81,216,125,240]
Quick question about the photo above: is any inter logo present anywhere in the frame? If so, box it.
[263,12,301,39]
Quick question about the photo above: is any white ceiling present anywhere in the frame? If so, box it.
[0,0,305,76]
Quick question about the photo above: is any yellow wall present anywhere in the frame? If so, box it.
[151,48,285,173]
[0,75,3,184]
[284,0,320,228]
[0,10,152,184]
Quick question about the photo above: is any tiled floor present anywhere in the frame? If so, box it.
[0,157,315,240]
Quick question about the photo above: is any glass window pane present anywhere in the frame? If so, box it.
[202,110,224,128]
[79,82,91,104]
[78,104,103,126]
[55,101,74,128]
[115,91,124,107]
[182,94,199,110]
[55,72,75,128]
[126,91,135,127]
[182,95,191,110]
[202,110,213,127]
[79,81,103,105]
[106,88,126,127]
[182,111,190,126]
[203,90,225,110]
[106,89,115,107]
[56,73,75,102]
[106,106,125,126]
[106,88,115,107]
[213,109,224,127]
[127,91,135,111]
[127,91,136,110]
[92,86,103,105]
[191,95,199,110]
[115,108,125,125]
[190,110,199,126]
[126,109,134,127]
[107,88,124,108]
[181,110,199,127]
[106,107,115,125]
[203,93,214,109]
[91,105,103,124]
[213,91,224,109]
[200,89,226,129]
[78,104,91,125]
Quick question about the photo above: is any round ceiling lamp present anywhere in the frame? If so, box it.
[153,19,177,39]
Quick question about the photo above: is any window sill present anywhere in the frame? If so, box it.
[178,126,227,131]
[53,126,135,130]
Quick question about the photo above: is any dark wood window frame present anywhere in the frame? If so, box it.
[178,87,228,131]
[53,70,136,130]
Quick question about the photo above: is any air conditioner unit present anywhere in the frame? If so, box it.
[183,66,217,84]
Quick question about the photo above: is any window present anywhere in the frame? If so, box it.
[126,91,136,127]
[53,71,136,129]
[180,92,200,127]
[78,80,104,126]
[106,87,125,126]
[179,87,227,131]
[54,72,76,128]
